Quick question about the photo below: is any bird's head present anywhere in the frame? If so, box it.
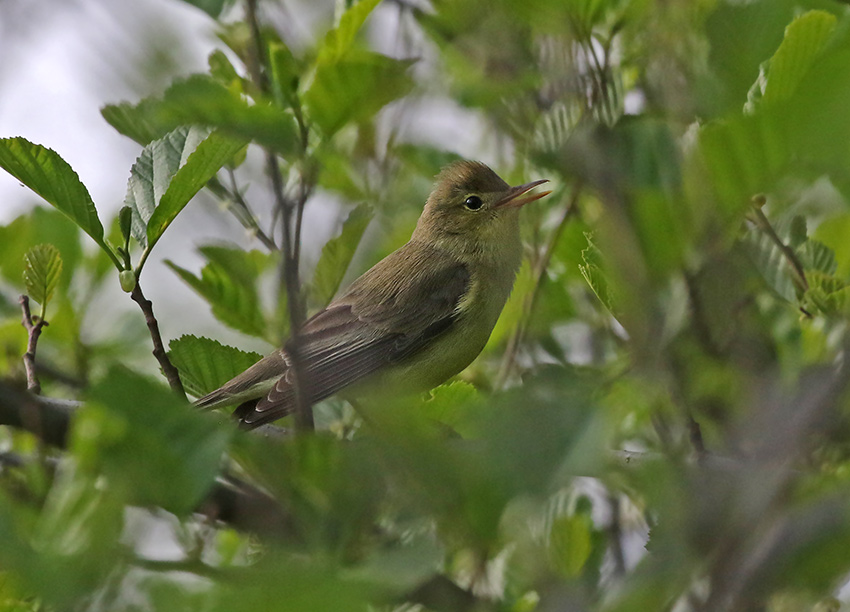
[412,160,550,261]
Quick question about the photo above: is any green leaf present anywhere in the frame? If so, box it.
[168,335,263,398]
[0,138,110,258]
[579,233,617,315]
[798,239,837,276]
[742,226,796,301]
[549,514,593,577]
[0,207,82,293]
[318,0,381,63]
[166,255,269,340]
[420,381,480,436]
[310,204,372,308]
[100,98,171,145]
[23,244,62,314]
[178,0,232,18]
[814,214,850,278]
[106,75,299,154]
[74,367,232,515]
[304,52,415,136]
[762,10,837,105]
[125,126,210,250]
[146,131,246,249]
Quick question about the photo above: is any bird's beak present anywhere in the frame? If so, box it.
[494,179,551,209]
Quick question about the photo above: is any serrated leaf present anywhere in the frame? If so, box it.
[75,367,232,514]
[0,138,109,255]
[304,52,415,137]
[742,227,796,302]
[310,204,373,307]
[318,0,382,63]
[763,10,837,105]
[168,335,262,398]
[797,239,837,276]
[166,258,268,340]
[124,126,210,250]
[146,131,246,249]
[23,244,63,313]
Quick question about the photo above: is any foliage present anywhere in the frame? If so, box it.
[2,0,850,611]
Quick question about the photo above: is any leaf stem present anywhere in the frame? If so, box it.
[19,295,47,395]
[130,283,186,399]
[749,196,809,294]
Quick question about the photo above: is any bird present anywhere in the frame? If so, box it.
[195,160,550,428]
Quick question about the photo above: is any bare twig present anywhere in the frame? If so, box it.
[19,295,46,395]
[244,0,313,431]
[497,183,582,386]
[224,169,279,252]
[130,283,186,399]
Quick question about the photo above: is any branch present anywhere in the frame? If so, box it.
[19,295,46,394]
[0,382,295,538]
[244,0,313,431]
[130,283,186,399]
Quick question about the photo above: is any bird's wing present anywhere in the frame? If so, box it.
[241,242,470,427]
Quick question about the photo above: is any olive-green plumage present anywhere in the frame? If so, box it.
[195,160,550,427]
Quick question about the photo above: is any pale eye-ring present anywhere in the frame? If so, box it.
[464,195,483,211]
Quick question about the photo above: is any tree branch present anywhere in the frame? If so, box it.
[0,382,295,538]
[19,295,46,395]
[130,283,185,399]
[244,0,313,431]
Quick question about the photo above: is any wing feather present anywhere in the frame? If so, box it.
[241,242,469,426]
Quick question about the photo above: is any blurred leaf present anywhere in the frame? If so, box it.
[310,203,373,307]
[0,138,111,259]
[304,52,415,137]
[179,0,232,18]
[168,334,262,398]
[420,381,479,436]
[23,244,62,314]
[146,131,245,251]
[814,213,850,278]
[209,49,240,85]
[549,514,592,577]
[166,250,269,340]
[762,10,837,105]
[318,0,381,63]
[579,233,617,315]
[103,75,299,154]
[100,98,171,145]
[0,207,82,294]
[75,367,232,514]
[742,226,796,302]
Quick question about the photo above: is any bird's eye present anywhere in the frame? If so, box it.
[464,195,483,211]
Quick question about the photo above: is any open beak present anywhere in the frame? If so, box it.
[494,179,551,209]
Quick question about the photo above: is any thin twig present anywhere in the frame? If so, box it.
[497,183,582,386]
[748,196,808,294]
[130,283,186,399]
[19,295,46,395]
[244,0,313,431]
[225,169,279,252]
